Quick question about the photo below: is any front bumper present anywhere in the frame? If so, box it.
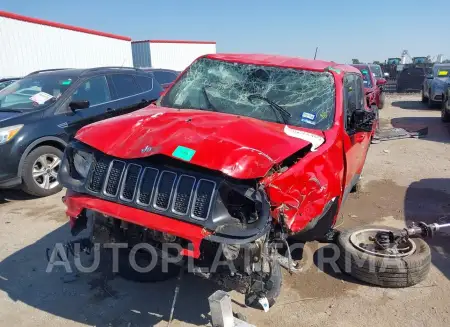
[64,190,210,258]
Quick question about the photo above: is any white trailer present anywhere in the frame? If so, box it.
[0,11,133,77]
[132,40,217,71]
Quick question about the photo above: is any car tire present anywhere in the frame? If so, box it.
[21,146,64,197]
[116,247,181,283]
[442,97,450,122]
[337,225,431,288]
[245,259,282,309]
[421,88,428,103]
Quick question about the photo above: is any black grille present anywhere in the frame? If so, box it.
[137,168,159,205]
[121,164,141,201]
[192,180,215,220]
[88,158,109,192]
[154,171,176,210]
[105,161,125,196]
[173,175,195,215]
[86,157,216,221]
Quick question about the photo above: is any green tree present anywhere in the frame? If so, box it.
[373,61,381,65]
[351,59,360,64]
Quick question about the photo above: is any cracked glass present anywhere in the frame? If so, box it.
[160,58,336,130]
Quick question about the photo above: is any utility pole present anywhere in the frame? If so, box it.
[314,47,318,60]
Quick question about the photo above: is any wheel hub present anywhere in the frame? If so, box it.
[349,228,416,258]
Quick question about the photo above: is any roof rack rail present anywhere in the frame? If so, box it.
[27,68,71,76]
[79,66,144,76]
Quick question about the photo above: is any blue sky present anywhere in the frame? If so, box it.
[2,0,449,64]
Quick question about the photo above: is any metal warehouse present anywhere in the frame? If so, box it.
[132,40,217,71]
[0,11,133,77]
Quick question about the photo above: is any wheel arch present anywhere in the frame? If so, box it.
[18,137,67,178]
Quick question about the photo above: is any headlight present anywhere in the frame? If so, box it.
[73,150,93,179]
[0,124,23,145]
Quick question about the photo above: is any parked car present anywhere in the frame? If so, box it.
[351,64,386,110]
[59,54,376,308]
[441,86,450,122]
[0,67,163,197]
[422,64,450,107]
[142,68,179,89]
[0,77,21,90]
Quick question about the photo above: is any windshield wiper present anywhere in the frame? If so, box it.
[0,108,23,113]
[247,94,292,124]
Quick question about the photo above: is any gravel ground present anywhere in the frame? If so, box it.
[0,93,449,327]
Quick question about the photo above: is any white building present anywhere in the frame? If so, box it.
[0,11,133,77]
[132,40,217,71]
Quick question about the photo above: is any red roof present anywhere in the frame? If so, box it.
[204,53,359,73]
[0,10,131,41]
[132,40,216,45]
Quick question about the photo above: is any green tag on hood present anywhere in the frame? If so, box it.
[172,146,196,161]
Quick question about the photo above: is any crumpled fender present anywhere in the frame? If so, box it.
[262,136,344,234]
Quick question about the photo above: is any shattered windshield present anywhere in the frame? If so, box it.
[160,58,336,130]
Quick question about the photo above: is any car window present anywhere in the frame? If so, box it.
[344,74,357,130]
[110,74,141,98]
[135,75,154,91]
[359,68,373,88]
[355,76,365,109]
[153,71,177,85]
[70,75,111,106]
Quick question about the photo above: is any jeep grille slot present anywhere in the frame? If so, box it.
[172,175,196,215]
[120,164,142,201]
[153,171,177,210]
[88,158,109,192]
[104,160,125,197]
[137,167,159,206]
[192,179,216,220]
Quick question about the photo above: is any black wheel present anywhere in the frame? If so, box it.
[378,92,385,109]
[337,225,431,288]
[21,146,63,197]
[441,97,450,122]
[116,247,181,283]
[421,89,428,103]
[245,259,282,309]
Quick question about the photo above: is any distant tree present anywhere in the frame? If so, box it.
[351,59,360,64]
[442,59,450,63]
[373,61,381,65]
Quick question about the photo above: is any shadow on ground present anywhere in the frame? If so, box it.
[404,178,450,280]
[0,224,216,326]
[391,116,450,144]
[390,100,439,111]
[0,189,37,205]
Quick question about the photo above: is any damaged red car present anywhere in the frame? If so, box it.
[58,54,375,308]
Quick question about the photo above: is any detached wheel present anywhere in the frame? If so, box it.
[441,97,450,122]
[21,146,63,197]
[337,226,431,287]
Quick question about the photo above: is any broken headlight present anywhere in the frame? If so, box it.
[73,149,93,179]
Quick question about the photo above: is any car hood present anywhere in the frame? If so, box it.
[76,107,325,179]
[0,111,23,123]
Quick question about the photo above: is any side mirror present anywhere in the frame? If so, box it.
[376,78,387,86]
[383,72,390,78]
[353,109,375,133]
[426,74,434,79]
[69,100,90,112]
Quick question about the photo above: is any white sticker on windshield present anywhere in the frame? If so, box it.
[283,125,325,151]
[30,92,54,105]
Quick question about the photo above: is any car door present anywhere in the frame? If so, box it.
[55,75,114,140]
[342,73,372,198]
[108,73,157,116]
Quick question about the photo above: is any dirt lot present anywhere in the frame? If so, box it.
[0,94,449,327]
